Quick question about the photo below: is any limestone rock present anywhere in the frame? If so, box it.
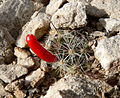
[99,18,120,32]
[51,1,87,29]
[0,26,14,64]
[0,64,28,83]
[88,0,120,19]
[25,68,45,87]
[42,75,111,98]
[0,79,14,97]
[46,0,66,16]
[16,11,50,48]
[17,57,35,69]
[14,47,30,59]
[0,0,34,38]
[93,35,120,71]
[5,79,24,92]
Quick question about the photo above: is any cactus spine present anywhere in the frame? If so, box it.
[44,30,91,74]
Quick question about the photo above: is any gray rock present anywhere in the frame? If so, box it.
[16,11,50,48]
[88,0,120,19]
[25,68,45,87]
[0,64,28,83]
[46,0,66,16]
[99,18,120,32]
[0,79,14,97]
[51,1,87,29]
[93,35,120,71]
[0,26,14,64]
[41,75,111,98]
[0,0,34,38]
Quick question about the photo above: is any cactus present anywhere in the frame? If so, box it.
[44,30,92,74]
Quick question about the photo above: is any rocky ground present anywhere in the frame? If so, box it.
[0,0,120,97]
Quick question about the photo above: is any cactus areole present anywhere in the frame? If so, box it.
[26,34,58,63]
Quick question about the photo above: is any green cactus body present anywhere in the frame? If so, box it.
[44,30,91,74]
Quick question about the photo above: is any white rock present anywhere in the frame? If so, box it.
[93,35,120,71]
[16,11,50,48]
[51,1,87,29]
[25,68,45,87]
[99,18,120,32]
[17,57,35,69]
[14,47,30,59]
[46,0,66,16]
[88,0,120,20]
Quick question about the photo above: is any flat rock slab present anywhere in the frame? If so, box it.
[51,1,87,29]
[16,11,50,48]
[93,35,120,71]
[0,64,28,83]
[41,75,111,98]
[0,0,34,38]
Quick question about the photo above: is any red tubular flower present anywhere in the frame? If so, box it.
[26,34,58,63]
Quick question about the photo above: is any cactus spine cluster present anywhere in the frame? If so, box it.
[44,30,91,74]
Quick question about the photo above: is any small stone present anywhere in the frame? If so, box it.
[17,56,35,69]
[5,79,24,92]
[16,11,51,48]
[0,79,14,97]
[93,35,120,71]
[25,68,45,87]
[0,64,28,83]
[90,31,105,38]
[51,1,87,29]
[99,18,120,32]
[14,47,30,59]
[46,0,66,16]
[14,89,26,98]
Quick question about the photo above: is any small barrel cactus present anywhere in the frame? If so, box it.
[44,30,92,74]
